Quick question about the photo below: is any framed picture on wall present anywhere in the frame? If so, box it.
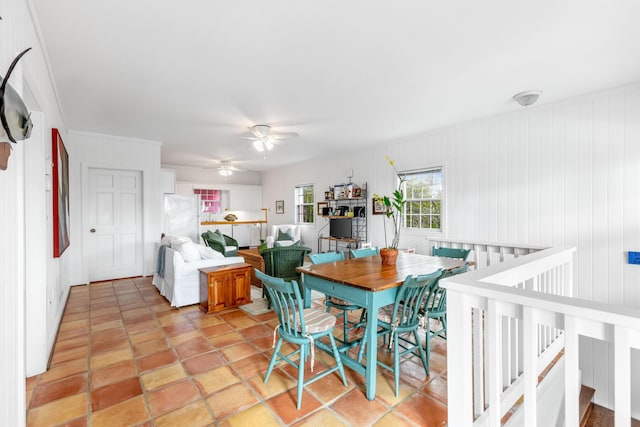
[275,200,284,214]
[52,128,70,257]
[317,201,328,216]
[372,198,387,215]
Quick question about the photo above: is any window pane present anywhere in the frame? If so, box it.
[295,184,315,224]
[400,168,443,231]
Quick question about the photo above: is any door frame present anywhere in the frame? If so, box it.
[81,163,146,283]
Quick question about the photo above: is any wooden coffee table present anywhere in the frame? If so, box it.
[237,248,264,287]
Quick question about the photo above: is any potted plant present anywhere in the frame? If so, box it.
[373,156,406,265]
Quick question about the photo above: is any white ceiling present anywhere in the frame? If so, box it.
[31,0,640,172]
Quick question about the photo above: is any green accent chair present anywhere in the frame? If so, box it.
[421,262,470,372]
[350,247,379,258]
[310,252,365,347]
[201,230,239,257]
[256,270,347,409]
[357,270,443,396]
[260,245,312,308]
[432,246,470,260]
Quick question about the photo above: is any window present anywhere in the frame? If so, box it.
[401,167,443,231]
[295,184,315,224]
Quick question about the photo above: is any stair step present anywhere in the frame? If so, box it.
[579,385,595,427]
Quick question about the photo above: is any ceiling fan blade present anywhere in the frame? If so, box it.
[270,131,298,138]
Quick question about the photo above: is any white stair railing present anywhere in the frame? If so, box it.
[427,238,547,268]
[443,246,640,427]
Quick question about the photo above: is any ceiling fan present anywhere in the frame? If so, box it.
[243,124,298,152]
[216,160,243,177]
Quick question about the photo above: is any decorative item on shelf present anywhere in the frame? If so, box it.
[334,184,345,199]
[224,213,238,222]
[325,187,334,200]
[373,156,406,265]
[353,187,362,198]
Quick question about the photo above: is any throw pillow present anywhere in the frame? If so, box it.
[277,228,294,241]
[274,240,301,248]
[207,230,226,245]
[197,244,224,259]
[173,240,201,262]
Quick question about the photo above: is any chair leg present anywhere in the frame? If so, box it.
[328,333,347,386]
[265,337,283,384]
[414,329,429,376]
[296,343,306,410]
[393,331,400,397]
[357,322,369,363]
[342,309,349,343]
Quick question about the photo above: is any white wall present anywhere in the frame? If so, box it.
[263,83,640,413]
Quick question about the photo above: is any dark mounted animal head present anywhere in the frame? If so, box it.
[0,48,33,144]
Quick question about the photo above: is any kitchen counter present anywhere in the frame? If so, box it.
[201,220,267,225]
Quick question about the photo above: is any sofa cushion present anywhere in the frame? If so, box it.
[277,228,294,241]
[197,244,224,259]
[161,235,190,247]
[274,240,300,248]
[173,240,201,262]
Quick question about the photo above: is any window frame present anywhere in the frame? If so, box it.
[294,183,315,225]
[398,165,444,235]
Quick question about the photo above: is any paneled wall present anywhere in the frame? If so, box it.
[263,83,640,412]
[67,131,163,284]
[0,0,28,424]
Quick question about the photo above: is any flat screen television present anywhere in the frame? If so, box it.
[330,217,352,239]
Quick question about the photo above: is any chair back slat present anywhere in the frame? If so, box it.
[422,262,470,315]
[390,271,442,328]
[350,247,380,258]
[310,251,345,264]
[255,270,306,338]
[431,246,470,260]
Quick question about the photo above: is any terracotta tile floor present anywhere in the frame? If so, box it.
[25,277,450,426]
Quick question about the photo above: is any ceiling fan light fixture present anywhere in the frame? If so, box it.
[513,90,542,107]
[253,140,264,152]
[219,168,233,177]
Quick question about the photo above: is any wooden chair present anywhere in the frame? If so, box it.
[309,252,364,347]
[421,262,470,373]
[256,270,347,409]
[350,247,379,258]
[357,270,443,396]
[431,246,470,260]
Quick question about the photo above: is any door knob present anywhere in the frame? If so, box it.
[90,228,96,233]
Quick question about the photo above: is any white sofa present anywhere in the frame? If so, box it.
[152,236,245,308]
[266,224,301,248]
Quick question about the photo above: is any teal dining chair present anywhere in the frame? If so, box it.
[256,270,347,409]
[357,270,443,396]
[350,247,380,258]
[431,246,470,260]
[309,251,364,347]
[421,262,470,372]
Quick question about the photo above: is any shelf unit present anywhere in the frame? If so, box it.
[318,183,367,256]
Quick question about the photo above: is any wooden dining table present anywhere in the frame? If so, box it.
[297,252,465,400]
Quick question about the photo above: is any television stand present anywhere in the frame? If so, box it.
[318,236,360,258]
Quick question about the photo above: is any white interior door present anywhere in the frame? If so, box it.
[87,168,143,281]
